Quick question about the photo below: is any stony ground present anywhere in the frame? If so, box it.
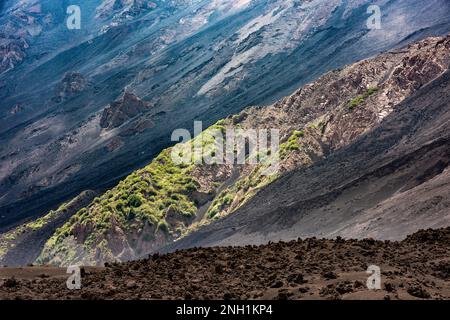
[0,227,449,300]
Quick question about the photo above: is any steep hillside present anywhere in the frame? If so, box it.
[4,34,446,267]
[1,0,450,229]
[169,51,450,251]
[0,190,96,266]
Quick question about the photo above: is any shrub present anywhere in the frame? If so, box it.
[349,87,378,110]
[128,194,142,208]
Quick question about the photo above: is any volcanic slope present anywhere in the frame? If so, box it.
[169,59,450,251]
[2,35,450,267]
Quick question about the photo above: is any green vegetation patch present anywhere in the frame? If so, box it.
[280,130,305,159]
[349,87,379,110]
[37,121,229,265]
[47,148,199,245]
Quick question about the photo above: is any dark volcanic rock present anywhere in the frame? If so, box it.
[52,72,88,103]
[0,35,28,74]
[1,227,450,300]
[100,91,152,130]
[9,103,23,115]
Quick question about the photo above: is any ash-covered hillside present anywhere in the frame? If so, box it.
[1,0,449,230]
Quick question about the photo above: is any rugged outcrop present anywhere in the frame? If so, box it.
[100,91,152,129]
[0,35,28,74]
[52,72,89,103]
[20,35,450,266]
[9,103,24,115]
[96,0,158,22]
